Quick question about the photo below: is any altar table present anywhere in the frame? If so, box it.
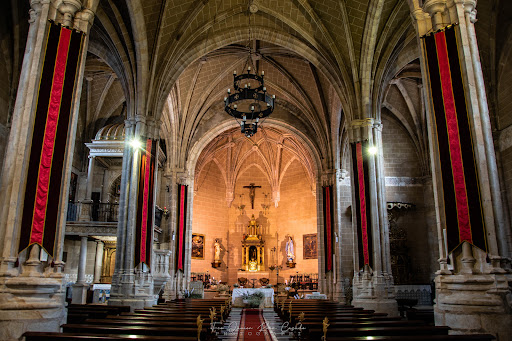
[232,288,274,308]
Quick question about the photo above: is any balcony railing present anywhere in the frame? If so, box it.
[67,202,120,222]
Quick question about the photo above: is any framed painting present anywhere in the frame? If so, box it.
[191,233,205,259]
[303,233,317,259]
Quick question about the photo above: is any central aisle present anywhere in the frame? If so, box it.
[218,308,293,341]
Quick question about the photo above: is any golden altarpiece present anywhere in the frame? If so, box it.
[241,215,265,271]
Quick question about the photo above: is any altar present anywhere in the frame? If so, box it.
[232,288,274,308]
[237,271,271,287]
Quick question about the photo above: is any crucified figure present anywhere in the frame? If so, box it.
[243,183,261,209]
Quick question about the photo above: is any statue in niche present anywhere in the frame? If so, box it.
[249,246,257,261]
[286,236,296,268]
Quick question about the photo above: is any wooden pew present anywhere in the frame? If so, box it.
[303,335,495,341]
[23,331,196,340]
[66,304,130,324]
[306,325,451,339]
[61,324,209,339]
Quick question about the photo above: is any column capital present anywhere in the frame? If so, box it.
[56,0,82,27]
[74,8,95,31]
[173,169,192,186]
[124,118,136,129]
[321,169,337,186]
[350,118,376,128]
[349,118,381,142]
[423,0,447,17]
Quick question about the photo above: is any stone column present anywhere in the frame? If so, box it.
[333,168,347,304]
[349,119,397,316]
[72,236,89,303]
[161,172,178,301]
[0,1,98,339]
[109,116,159,310]
[93,241,104,283]
[317,170,344,301]
[409,1,512,339]
[79,155,95,221]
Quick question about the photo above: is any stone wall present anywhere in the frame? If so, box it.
[191,161,230,282]
[382,116,436,283]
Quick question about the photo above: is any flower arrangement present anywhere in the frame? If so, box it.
[217,283,230,293]
[241,291,265,308]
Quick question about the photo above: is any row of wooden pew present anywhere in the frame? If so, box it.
[24,299,231,340]
[274,298,495,341]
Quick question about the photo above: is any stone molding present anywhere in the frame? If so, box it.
[339,176,425,187]
[498,124,512,152]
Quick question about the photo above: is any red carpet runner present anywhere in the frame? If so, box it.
[237,308,271,341]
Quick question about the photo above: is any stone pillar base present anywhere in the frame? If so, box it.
[108,296,157,311]
[0,305,66,340]
[352,298,398,316]
[434,273,512,341]
[352,272,398,316]
[71,283,90,304]
[0,276,66,340]
[332,281,346,304]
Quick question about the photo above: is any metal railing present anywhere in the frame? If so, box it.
[67,202,120,222]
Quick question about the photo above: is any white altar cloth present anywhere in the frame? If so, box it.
[232,288,274,308]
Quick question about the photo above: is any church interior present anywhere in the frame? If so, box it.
[0,0,511,340]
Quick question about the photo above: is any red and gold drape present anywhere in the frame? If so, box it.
[351,141,373,268]
[323,185,334,272]
[19,21,84,257]
[422,25,487,254]
[176,184,188,271]
[135,138,157,267]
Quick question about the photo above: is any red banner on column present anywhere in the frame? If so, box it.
[135,138,157,267]
[176,184,188,272]
[422,25,487,254]
[351,141,373,269]
[323,185,334,272]
[19,21,84,257]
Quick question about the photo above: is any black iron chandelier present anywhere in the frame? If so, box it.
[224,64,275,137]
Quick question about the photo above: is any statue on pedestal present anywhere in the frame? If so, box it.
[212,239,222,268]
[286,236,296,268]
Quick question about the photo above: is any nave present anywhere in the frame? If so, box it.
[22,298,495,341]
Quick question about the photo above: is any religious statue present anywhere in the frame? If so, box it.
[214,239,221,261]
[243,183,261,209]
[248,214,259,236]
[286,236,296,268]
[212,239,222,268]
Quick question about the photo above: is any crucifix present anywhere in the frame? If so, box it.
[243,183,261,209]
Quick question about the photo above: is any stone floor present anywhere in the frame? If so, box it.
[217,308,294,340]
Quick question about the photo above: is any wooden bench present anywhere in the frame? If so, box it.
[23,331,196,340]
[61,324,209,339]
[302,335,495,341]
[306,325,451,339]
[66,304,130,324]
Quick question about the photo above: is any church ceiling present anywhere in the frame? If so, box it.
[74,0,510,177]
[194,127,316,207]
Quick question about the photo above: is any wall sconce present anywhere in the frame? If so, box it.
[236,194,245,215]
[261,192,270,215]
[163,206,170,218]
